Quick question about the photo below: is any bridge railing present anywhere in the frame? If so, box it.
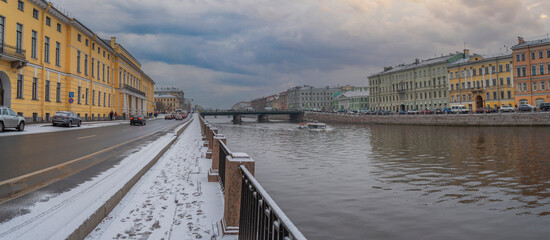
[199,116,306,239]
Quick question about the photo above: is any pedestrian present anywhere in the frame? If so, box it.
[109,111,113,121]
[123,112,126,120]
[115,112,118,120]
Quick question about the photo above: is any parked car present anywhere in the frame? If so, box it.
[175,115,184,120]
[518,104,536,112]
[433,108,444,114]
[540,102,550,111]
[398,110,407,115]
[443,108,453,114]
[52,111,81,127]
[451,105,469,114]
[0,106,26,132]
[500,105,515,112]
[407,109,419,115]
[165,114,174,120]
[419,109,433,114]
[130,115,147,125]
[475,107,495,114]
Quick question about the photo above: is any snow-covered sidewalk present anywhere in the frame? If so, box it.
[86,115,233,240]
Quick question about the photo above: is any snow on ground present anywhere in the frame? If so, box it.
[0,117,186,240]
[86,114,235,240]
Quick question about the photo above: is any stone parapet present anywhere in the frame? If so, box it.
[305,112,550,126]
[222,153,255,235]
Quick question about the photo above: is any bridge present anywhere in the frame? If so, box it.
[200,110,304,123]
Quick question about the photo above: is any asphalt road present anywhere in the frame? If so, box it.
[0,118,184,182]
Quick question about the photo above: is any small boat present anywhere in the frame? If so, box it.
[298,121,327,130]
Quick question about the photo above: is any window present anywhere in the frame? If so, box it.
[507,77,511,85]
[486,92,490,100]
[532,65,537,76]
[91,58,94,77]
[485,79,489,87]
[98,91,101,106]
[547,50,550,58]
[46,16,51,26]
[45,80,50,101]
[107,67,110,83]
[500,91,504,99]
[102,64,105,81]
[32,77,38,100]
[516,54,520,61]
[33,8,39,19]
[92,90,95,106]
[542,81,546,90]
[108,94,110,107]
[92,43,95,50]
[506,64,510,72]
[56,83,61,102]
[521,53,525,61]
[531,52,536,60]
[500,78,504,86]
[17,74,23,98]
[85,88,88,105]
[55,42,60,66]
[16,23,23,52]
[57,23,61,32]
[517,83,522,91]
[78,86,81,104]
[493,92,497,100]
[539,51,543,59]
[77,51,81,73]
[491,66,496,73]
[103,92,106,107]
[507,91,511,99]
[84,55,88,75]
[31,30,37,58]
[493,79,496,86]
[522,67,526,77]
[499,65,503,72]
[97,63,100,80]
[44,36,50,63]
[85,39,89,46]
[17,0,24,11]
[77,34,81,42]
[533,81,538,91]
[540,64,545,75]
[98,47,100,54]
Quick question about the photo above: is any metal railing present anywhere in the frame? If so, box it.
[239,166,306,240]
[219,140,232,190]
[0,42,26,60]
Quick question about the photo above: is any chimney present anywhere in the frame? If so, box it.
[415,58,420,64]
[518,36,525,44]
[463,49,469,59]
[110,37,116,46]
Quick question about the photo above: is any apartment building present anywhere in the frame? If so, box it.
[512,37,550,107]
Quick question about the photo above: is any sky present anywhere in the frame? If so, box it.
[51,0,550,109]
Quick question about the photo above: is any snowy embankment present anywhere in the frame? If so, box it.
[86,114,234,239]
[0,117,188,239]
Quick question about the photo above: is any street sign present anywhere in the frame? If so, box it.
[68,92,74,98]
[68,98,74,104]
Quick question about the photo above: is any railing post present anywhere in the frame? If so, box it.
[204,124,211,148]
[208,134,225,182]
[206,127,218,159]
[221,153,255,235]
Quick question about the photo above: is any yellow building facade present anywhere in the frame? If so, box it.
[0,0,155,122]
[448,54,515,111]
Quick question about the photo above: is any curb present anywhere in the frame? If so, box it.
[66,118,193,240]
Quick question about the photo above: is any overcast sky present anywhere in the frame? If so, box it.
[52,0,550,109]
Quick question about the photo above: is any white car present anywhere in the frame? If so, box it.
[500,106,515,112]
[0,106,26,132]
[451,105,469,114]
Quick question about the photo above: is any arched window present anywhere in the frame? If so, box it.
[535,98,545,107]
[518,99,528,105]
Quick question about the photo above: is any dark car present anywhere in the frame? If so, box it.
[165,114,174,120]
[443,108,452,114]
[433,108,444,114]
[52,111,81,127]
[518,104,536,112]
[419,109,433,114]
[475,107,494,114]
[130,115,146,125]
[540,102,550,111]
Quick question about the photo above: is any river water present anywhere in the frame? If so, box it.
[206,116,550,240]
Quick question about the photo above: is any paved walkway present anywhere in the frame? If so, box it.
[86,116,236,239]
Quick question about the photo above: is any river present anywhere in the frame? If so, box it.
[205,116,550,240]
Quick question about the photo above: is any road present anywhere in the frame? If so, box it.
[0,118,183,182]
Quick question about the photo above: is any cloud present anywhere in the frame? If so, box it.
[52,0,549,108]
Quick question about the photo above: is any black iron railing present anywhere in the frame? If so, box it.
[219,140,231,190]
[239,166,306,240]
[0,42,26,60]
[123,84,146,97]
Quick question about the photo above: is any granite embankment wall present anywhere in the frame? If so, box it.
[304,112,550,126]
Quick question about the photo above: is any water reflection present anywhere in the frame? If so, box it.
[207,117,550,240]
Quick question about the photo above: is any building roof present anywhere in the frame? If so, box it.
[512,37,550,50]
[154,94,177,98]
[447,53,512,67]
[368,53,459,78]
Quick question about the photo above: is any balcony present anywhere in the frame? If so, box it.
[471,87,484,94]
[397,89,406,94]
[123,84,146,97]
[0,43,27,69]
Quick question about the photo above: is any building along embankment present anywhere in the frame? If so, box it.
[305,111,550,126]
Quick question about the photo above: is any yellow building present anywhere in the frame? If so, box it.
[448,53,515,111]
[154,94,181,113]
[0,0,155,122]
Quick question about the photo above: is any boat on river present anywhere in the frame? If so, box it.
[298,121,327,130]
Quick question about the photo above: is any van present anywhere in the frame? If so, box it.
[451,105,469,114]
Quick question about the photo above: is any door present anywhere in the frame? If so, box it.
[6,108,17,127]
[0,79,3,106]
[475,95,483,110]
